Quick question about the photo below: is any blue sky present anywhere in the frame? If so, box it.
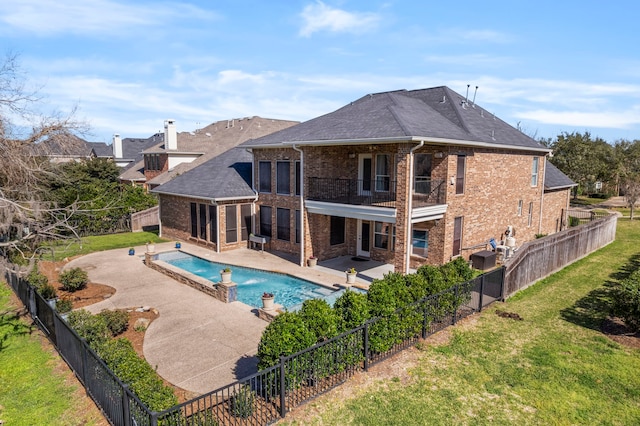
[1,0,639,144]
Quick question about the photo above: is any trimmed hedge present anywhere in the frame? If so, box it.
[257,257,476,368]
[66,309,177,411]
[98,338,178,411]
[257,312,316,369]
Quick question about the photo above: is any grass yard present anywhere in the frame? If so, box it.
[0,284,106,425]
[282,219,640,425]
[40,231,165,261]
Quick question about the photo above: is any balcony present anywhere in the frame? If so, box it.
[307,177,445,208]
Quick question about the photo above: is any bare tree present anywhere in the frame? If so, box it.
[0,52,88,260]
[622,174,640,220]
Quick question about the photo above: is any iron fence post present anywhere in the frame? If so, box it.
[363,323,370,371]
[500,266,506,301]
[150,411,158,426]
[280,356,287,418]
[452,285,459,325]
[81,340,89,395]
[122,384,131,426]
[478,274,485,312]
[421,304,428,339]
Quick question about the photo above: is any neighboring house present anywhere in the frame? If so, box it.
[234,86,575,272]
[122,117,298,190]
[149,118,298,249]
[36,134,112,163]
[114,133,165,184]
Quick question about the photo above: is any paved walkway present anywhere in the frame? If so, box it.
[67,242,392,395]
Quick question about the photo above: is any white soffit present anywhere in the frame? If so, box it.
[305,201,397,223]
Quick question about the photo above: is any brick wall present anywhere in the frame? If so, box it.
[252,144,569,270]
[541,189,570,234]
[159,194,255,252]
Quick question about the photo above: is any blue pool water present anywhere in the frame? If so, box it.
[157,251,349,310]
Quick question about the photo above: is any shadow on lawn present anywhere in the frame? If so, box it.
[0,308,35,352]
[560,253,640,332]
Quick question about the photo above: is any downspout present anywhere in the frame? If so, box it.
[538,154,548,234]
[292,144,305,267]
[247,148,257,246]
[405,140,425,274]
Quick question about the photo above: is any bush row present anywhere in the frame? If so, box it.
[257,257,475,370]
[67,309,178,411]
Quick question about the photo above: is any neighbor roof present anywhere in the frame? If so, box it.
[86,142,112,158]
[544,161,577,190]
[242,86,550,153]
[144,117,298,186]
[151,147,255,201]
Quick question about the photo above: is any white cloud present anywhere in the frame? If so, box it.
[0,0,218,36]
[299,1,380,37]
[516,108,640,129]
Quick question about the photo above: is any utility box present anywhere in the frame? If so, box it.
[470,250,496,271]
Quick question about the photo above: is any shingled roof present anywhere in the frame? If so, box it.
[151,147,255,201]
[146,117,298,186]
[242,86,550,152]
[544,161,576,190]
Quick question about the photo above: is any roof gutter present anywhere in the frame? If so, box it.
[244,136,551,154]
[405,140,425,274]
[292,144,305,267]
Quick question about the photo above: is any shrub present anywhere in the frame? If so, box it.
[38,283,58,300]
[59,267,88,292]
[569,216,580,227]
[333,289,369,332]
[613,269,640,331]
[230,385,255,419]
[298,299,339,342]
[98,338,178,411]
[55,297,73,313]
[97,309,130,337]
[257,311,316,369]
[367,273,412,353]
[66,309,110,348]
[27,267,48,289]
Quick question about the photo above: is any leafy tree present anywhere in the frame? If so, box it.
[549,132,612,198]
[47,158,157,235]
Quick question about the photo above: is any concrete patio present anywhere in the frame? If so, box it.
[67,242,393,395]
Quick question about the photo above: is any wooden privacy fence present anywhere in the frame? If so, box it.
[131,206,159,232]
[503,214,617,297]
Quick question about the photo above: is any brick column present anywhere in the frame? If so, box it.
[393,144,412,272]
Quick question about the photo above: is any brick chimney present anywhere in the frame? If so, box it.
[164,119,177,150]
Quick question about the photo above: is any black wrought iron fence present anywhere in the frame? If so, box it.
[4,265,504,425]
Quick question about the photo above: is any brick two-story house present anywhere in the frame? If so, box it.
[240,86,574,272]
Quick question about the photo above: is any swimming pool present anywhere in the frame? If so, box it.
[156,251,341,310]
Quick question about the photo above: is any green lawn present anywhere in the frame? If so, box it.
[284,219,640,425]
[0,285,103,425]
[41,231,166,261]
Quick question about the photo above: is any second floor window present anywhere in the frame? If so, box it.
[277,161,290,195]
[375,154,390,191]
[531,157,539,187]
[259,161,271,193]
[456,155,466,194]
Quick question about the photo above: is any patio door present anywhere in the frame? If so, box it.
[358,154,372,195]
[357,220,371,258]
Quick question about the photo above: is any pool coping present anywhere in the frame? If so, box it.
[145,248,369,320]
